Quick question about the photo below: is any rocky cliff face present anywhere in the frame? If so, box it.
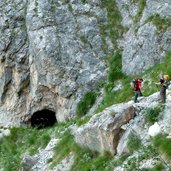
[0,0,171,126]
[0,0,113,126]
[117,0,171,75]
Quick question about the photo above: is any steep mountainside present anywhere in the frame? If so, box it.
[0,0,171,127]
[0,0,171,170]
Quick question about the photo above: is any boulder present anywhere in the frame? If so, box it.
[117,129,132,156]
[21,155,38,170]
[148,122,161,137]
[72,103,136,155]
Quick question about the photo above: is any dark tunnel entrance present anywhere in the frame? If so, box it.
[31,109,57,128]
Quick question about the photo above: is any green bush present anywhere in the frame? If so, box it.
[144,107,162,125]
[108,51,125,82]
[76,92,97,118]
[127,133,141,153]
[101,0,125,48]
[153,133,171,160]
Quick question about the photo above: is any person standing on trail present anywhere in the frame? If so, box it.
[156,74,170,103]
[138,78,143,97]
[131,78,143,103]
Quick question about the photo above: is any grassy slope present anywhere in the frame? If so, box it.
[1,0,171,170]
[96,50,171,113]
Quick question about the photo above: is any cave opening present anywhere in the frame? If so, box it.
[31,109,57,128]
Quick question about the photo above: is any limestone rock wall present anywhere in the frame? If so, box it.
[0,0,112,126]
[116,0,171,75]
[0,0,171,126]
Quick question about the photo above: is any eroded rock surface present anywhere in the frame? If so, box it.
[71,103,136,155]
[0,0,112,126]
[116,0,171,75]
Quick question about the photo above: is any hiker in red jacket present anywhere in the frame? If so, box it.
[138,78,143,97]
[131,78,143,103]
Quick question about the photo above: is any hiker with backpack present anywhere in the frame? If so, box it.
[138,78,143,96]
[156,74,170,103]
[131,77,143,103]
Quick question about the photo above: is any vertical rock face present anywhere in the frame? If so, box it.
[0,0,171,126]
[0,0,113,126]
[116,0,171,75]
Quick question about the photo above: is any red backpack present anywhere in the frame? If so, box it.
[132,80,139,91]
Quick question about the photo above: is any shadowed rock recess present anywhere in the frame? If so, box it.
[0,0,112,126]
[31,109,57,128]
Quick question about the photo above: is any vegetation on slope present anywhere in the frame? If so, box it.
[146,14,171,32]
[95,50,171,113]
[1,0,171,170]
[99,0,126,51]
[144,106,163,125]
[0,127,51,170]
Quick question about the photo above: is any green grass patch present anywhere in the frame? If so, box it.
[126,157,138,171]
[68,4,73,13]
[127,133,141,153]
[146,14,171,32]
[76,91,97,118]
[153,133,171,160]
[96,76,133,113]
[0,119,77,171]
[80,35,89,45]
[50,131,75,168]
[108,51,125,82]
[134,0,146,22]
[0,127,51,171]
[144,107,163,125]
[70,149,114,171]
[101,0,125,48]
[80,0,86,3]
[34,0,38,15]
[95,51,133,113]
[98,23,108,53]
[76,115,92,126]
[138,144,158,161]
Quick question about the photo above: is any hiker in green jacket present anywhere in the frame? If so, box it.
[156,74,170,103]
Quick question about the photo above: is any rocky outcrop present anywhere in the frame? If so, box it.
[71,91,171,156]
[0,0,113,126]
[71,103,136,155]
[116,0,171,75]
